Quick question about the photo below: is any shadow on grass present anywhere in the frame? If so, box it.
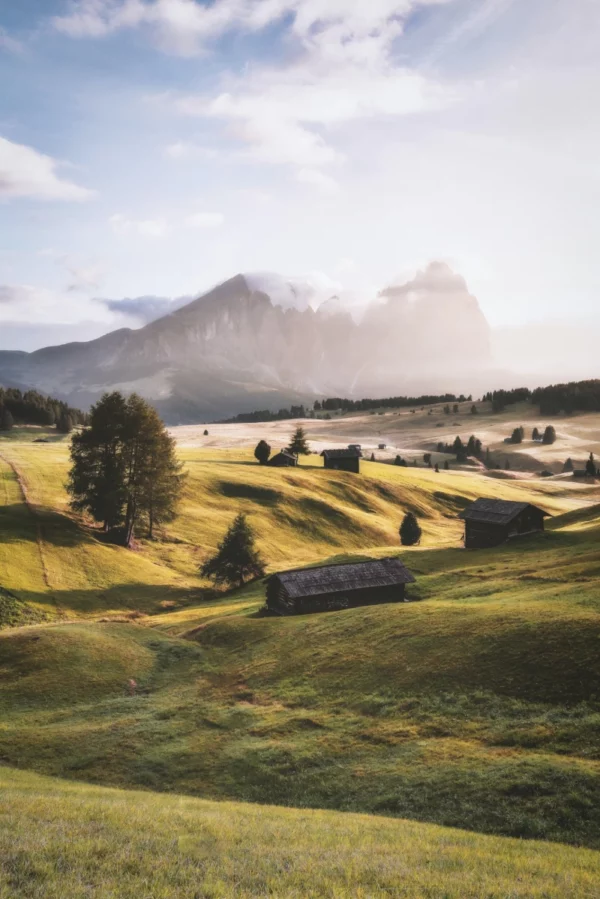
[0,504,86,547]
[11,583,208,616]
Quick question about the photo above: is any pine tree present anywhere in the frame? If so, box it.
[470,404,478,415]
[563,457,574,473]
[452,436,464,461]
[586,453,596,477]
[68,392,184,545]
[254,440,272,465]
[453,404,459,414]
[434,463,439,473]
[444,460,449,470]
[532,427,540,441]
[288,425,310,456]
[201,513,265,588]
[399,512,422,546]
[542,425,557,445]
[0,408,14,431]
[203,429,209,437]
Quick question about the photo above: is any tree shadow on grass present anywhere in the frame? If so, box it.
[0,504,87,548]
[12,583,208,616]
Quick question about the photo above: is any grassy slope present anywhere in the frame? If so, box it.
[1,439,600,857]
[0,769,600,899]
[2,521,600,847]
[3,768,600,899]
[0,441,589,618]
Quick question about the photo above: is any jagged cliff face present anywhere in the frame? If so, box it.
[0,265,492,422]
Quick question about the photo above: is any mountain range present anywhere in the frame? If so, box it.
[0,264,493,422]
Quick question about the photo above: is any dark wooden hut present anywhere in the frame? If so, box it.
[269,450,298,467]
[459,498,549,549]
[266,557,415,615]
[321,448,361,473]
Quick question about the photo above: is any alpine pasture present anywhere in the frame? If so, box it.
[1,407,600,896]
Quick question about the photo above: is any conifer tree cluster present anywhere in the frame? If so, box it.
[0,387,85,431]
[68,392,185,546]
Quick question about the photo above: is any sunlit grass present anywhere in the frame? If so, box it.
[1,766,599,899]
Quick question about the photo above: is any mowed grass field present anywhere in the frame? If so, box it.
[1,429,600,865]
[2,767,600,899]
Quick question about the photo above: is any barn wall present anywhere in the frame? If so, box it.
[270,583,404,615]
[465,522,509,549]
[324,458,360,473]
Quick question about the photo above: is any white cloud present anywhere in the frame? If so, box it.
[0,27,25,54]
[164,140,219,160]
[295,167,339,194]
[0,283,111,325]
[0,136,95,201]
[185,211,225,229]
[110,213,168,237]
[173,2,451,172]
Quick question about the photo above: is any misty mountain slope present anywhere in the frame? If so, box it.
[0,266,492,422]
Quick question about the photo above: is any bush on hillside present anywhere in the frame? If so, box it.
[400,512,422,546]
[254,440,271,465]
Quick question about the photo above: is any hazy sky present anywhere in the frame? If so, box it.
[1,0,599,348]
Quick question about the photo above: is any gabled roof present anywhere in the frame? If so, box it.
[272,557,415,599]
[321,448,361,459]
[271,450,297,459]
[459,498,550,525]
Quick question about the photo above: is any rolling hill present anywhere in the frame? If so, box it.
[1,434,600,857]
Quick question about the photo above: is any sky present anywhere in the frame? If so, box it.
[1,0,599,350]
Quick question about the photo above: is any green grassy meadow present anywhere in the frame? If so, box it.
[4,767,600,899]
[1,433,600,893]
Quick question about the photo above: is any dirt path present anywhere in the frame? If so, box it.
[0,452,54,598]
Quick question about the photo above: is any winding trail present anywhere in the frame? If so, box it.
[0,451,55,599]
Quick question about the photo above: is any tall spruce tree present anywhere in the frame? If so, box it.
[288,425,310,456]
[201,513,265,588]
[400,512,422,546]
[68,392,184,545]
[542,425,557,445]
[586,453,596,477]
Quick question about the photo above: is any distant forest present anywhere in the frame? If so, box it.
[225,380,600,424]
[0,388,87,433]
[224,393,471,424]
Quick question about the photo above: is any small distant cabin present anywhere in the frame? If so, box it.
[459,499,549,549]
[266,557,416,616]
[378,443,387,450]
[321,448,361,473]
[573,470,589,479]
[269,450,298,468]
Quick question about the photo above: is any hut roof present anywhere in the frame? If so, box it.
[459,498,549,525]
[272,557,415,599]
[320,448,361,459]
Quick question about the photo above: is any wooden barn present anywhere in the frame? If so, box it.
[459,499,549,549]
[321,448,361,473]
[269,450,298,467]
[266,557,416,616]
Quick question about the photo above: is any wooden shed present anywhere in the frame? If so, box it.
[459,499,549,549]
[269,450,298,467]
[321,448,361,473]
[266,557,416,616]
